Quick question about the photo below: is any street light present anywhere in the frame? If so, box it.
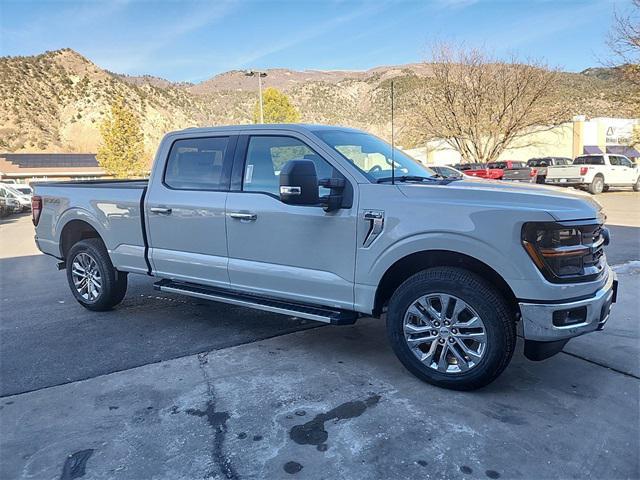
[245,70,268,124]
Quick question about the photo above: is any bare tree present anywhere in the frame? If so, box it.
[606,0,640,84]
[414,44,568,164]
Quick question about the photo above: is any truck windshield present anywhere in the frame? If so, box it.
[314,130,435,181]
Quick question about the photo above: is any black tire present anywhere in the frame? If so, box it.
[386,267,516,391]
[588,175,604,195]
[633,177,640,192]
[66,238,128,311]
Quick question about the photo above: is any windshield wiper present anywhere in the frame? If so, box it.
[376,175,441,184]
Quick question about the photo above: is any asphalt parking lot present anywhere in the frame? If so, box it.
[1,191,639,479]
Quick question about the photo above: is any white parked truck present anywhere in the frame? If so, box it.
[545,154,640,194]
[32,125,618,390]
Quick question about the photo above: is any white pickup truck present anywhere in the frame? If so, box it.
[32,125,617,390]
[545,154,640,194]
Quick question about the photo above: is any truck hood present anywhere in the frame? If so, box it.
[398,178,604,222]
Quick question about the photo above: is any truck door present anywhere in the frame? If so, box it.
[608,155,625,184]
[225,133,358,310]
[145,134,236,288]
[617,156,636,185]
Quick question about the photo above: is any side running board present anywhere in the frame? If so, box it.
[153,279,359,325]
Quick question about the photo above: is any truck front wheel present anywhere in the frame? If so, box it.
[386,267,516,391]
[66,238,128,311]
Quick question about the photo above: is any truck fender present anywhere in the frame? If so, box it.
[55,207,107,257]
[366,231,527,287]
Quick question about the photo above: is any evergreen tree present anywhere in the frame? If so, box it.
[254,87,300,123]
[97,98,147,178]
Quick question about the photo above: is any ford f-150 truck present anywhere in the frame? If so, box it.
[545,154,640,194]
[527,157,573,184]
[32,125,618,390]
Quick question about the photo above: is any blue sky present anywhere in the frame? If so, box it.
[0,0,632,82]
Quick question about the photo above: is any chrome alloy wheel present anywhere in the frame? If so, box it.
[403,293,487,374]
[71,252,103,301]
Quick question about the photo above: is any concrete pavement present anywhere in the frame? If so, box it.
[1,269,638,479]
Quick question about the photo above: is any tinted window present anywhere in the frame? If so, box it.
[165,137,230,190]
[620,157,633,167]
[574,156,604,165]
[243,136,335,197]
[609,156,621,166]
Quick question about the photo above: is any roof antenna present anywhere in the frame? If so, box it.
[391,80,396,185]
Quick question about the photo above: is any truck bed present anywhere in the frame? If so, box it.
[33,180,149,274]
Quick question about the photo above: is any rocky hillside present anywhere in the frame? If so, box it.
[0,49,638,153]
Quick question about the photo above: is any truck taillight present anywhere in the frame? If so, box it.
[32,195,42,226]
[530,168,537,176]
[580,167,588,176]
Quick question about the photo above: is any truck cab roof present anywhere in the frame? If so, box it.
[174,123,364,136]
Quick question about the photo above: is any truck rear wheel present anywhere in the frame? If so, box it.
[66,238,128,311]
[588,175,604,194]
[633,177,640,192]
[386,267,516,391]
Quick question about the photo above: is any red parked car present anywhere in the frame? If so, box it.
[452,163,503,179]
[453,161,535,182]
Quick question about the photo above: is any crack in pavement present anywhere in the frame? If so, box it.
[193,352,238,480]
[560,350,639,380]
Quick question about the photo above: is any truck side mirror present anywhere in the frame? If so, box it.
[279,160,320,206]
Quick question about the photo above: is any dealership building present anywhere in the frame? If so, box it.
[407,116,640,165]
[0,153,106,184]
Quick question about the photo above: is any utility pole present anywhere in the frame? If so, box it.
[245,70,268,123]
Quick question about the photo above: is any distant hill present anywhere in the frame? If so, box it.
[0,48,638,153]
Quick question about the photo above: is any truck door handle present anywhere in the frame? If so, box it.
[150,207,172,215]
[227,211,257,221]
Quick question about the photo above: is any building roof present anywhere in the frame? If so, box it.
[0,153,105,179]
[0,153,98,168]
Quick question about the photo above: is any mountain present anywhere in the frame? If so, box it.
[0,49,638,153]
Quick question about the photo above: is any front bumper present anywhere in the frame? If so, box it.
[519,268,617,342]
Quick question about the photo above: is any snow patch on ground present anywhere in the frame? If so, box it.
[612,260,640,274]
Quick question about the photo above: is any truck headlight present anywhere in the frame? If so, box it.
[522,221,607,283]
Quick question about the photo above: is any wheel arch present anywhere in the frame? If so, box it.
[373,250,519,318]
[59,219,104,259]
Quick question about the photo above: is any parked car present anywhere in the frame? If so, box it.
[545,154,640,194]
[527,157,573,184]
[0,185,30,212]
[428,165,465,179]
[11,184,33,197]
[0,191,21,214]
[486,161,534,182]
[33,125,617,391]
[0,195,8,217]
[452,163,503,179]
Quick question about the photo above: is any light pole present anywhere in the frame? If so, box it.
[245,70,267,123]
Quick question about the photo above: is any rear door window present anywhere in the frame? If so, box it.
[574,156,604,165]
[164,137,231,190]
